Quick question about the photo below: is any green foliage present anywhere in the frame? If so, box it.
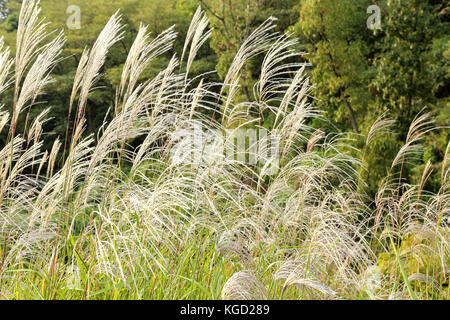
[371,0,447,136]
[292,0,449,195]
[292,0,374,133]
[378,232,450,299]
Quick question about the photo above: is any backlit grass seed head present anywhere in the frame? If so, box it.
[222,271,267,300]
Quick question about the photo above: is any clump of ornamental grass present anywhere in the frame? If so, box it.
[0,0,448,300]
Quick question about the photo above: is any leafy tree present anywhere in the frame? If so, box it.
[292,0,449,194]
[371,0,448,138]
[369,0,449,191]
[292,0,378,134]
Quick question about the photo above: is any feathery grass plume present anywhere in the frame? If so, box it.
[1,226,57,268]
[277,78,318,160]
[442,142,449,183]
[273,65,307,126]
[180,6,202,68]
[275,260,337,298]
[0,38,13,96]
[359,265,383,300]
[13,0,49,109]
[255,33,304,110]
[46,138,61,178]
[118,24,177,107]
[72,11,124,129]
[222,17,278,94]
[27,107,50,146]
[152,55,180,119]
[34,133,93,227]
[222,271,267,300]
[180,6,211,82]
[408,273,440,291]
[221,17,279,123]
[307,129,324,153]
[0,137,23,178]
[56,13,125,226]
[0,110,9,134]
[391,112,434,170]
[0,0,62,200]
[187,78,204,119]
[418,160,433,198]
[68,48,89,118]
[357,114,396,192]
[365,113,396,148]
[14,32,65,125]
[217,230,254,267]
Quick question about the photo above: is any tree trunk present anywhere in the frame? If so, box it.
[344,99,359,133]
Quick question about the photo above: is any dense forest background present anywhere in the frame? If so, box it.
[0,0,448,196]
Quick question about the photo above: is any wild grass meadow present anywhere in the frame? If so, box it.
[0,0,448,300]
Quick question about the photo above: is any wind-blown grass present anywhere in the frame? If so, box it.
[0,0,448,300]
